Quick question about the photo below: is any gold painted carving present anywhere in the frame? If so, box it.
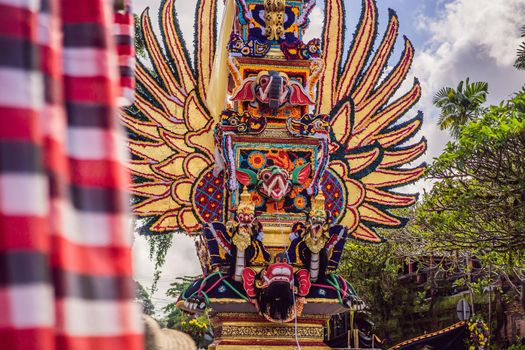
[219,324,324,339]
[232,229,251,250]
[304,234,327,254]
[304,193,329,253]
[264,0,286,41]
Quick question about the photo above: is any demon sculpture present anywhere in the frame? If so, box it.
[210,190,270,279]
[124,0,426,345]
[236,161,311,202]
[243,253,311,322]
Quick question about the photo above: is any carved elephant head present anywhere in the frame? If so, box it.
[231,71,314,111]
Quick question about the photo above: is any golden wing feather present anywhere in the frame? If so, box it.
[317,0,344,114]
[320,0,427,242]
[122,0,218,234]
[194,0,218,101]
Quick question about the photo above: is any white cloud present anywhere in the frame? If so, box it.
[418,0,523,67]
[303,5,324,42]
[404,0,525,194]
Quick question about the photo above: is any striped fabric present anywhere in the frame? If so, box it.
[114,0,135,105]
[0,0,142,349]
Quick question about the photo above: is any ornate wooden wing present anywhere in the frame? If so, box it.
[318,0,427,242]
[123,0,427,242]
[121,0,219,234]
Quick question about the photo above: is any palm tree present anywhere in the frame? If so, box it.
[432,78,488,138]
[515,25,525,71]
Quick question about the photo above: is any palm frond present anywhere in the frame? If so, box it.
[437,112,458,130]
[456,80,465,93]
[433,78,488,138]
[432,87,454,106]
[515,25,525,70]
[515,42,525,70]
[465,81,488,104]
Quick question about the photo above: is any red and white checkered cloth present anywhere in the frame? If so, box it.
[114,0,135,105]
[0,0,141,349]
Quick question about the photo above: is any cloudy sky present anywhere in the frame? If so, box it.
[131,0,525,309]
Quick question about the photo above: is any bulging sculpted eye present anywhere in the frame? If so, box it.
[260,77,269,85]
[263,172,271,181]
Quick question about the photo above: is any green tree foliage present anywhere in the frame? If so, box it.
[338,231,425,343]
[135,281,156,316]
[133,14,146,58]
[162,276,213,349]
[338,89,525,347]
[515,25,525,71]
[423,91,525,252]
[143,233,174,293]
[433,78,488,138]
[416,91,525,329]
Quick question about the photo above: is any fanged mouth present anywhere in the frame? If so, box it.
[260,175,290,201]
[264,266,293,285]
[310,224,323,240]
[264,304,296,323]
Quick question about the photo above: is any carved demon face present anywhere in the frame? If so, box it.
[258,166,291,200]
[236,201,256,227]
[305,208,329,254]
[236,163,311,202]
[309,207,328,238]
[231,70,314,111]
[242,253,311,322]
[305,194,329,253]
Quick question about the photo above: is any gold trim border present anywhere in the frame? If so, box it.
[219,324,324,340]
[388,321,467,350]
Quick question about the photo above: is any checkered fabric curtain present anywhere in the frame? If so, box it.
[114,0,135,105]
[0,0,142,349]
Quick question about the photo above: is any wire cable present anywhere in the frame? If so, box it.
[275,202,302,350]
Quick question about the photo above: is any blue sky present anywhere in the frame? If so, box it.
[345,0,436,47]
[131,0,525,304]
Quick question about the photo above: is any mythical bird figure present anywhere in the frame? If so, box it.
[124,0,427,330]
[123,0,425,241]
